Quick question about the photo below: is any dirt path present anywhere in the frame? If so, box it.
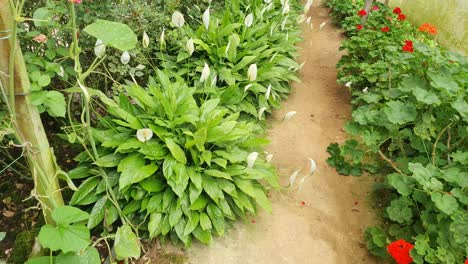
[187,4,377,264]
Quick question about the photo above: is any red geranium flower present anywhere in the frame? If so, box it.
[419,23,438,34]
[357,9,367,17]
[402,40,414,53]
[381,26,390,32]
[393,7,402,14]
[398,13,406,21]
[465,259,468,264]
[356,24,363,31]
[387,239,414,264]
[70,0,82,3]
[372,6,379,11]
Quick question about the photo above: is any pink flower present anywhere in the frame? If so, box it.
[372,6,379,11]
[70,0,82,4]
[33,34,48,43]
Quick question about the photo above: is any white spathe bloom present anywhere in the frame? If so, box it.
[363,87,369,93]
[247,152,259,168]
[160,29,166,45]
[211,75,217,87]
[142,31,150,48]
[281,16,288,31]
[120,51,130,65]
[186,38,195,56]
[203,7,210,30]
[267,2,274,11]
[58,66,65,78]
[225,40,231,57]
[258,107,267,120]
[265,84,272,100]
[266,153,274,163]
[345,81,352,88]
[289,169,301,186]
[248,64,257,82]
[172,11,185,28]
[282,3,290,15]
[244,84,253,92]
[264,0,272,3]
[319,21,327,31]
[284,111,297,121]
[308,159,317,174]
[94,39,106,58]
[136,128,153,142]
[245,13,254,28]
[200,62,210,83]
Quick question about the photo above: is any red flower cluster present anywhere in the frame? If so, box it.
[402,40,414,53]
[358,9,367,17]
[356,24,363,31]
[70,0,82,3]
[398,13,406,21]
[381,26,390,32]
[465,259,468,264]
[419,23,438,34]
[393,7,402,14]
[372,6,379,11]
[387,239,414,264]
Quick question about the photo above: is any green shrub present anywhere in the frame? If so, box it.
[67,71,278,246]
[325,1,468,263]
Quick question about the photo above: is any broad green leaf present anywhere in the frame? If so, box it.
[44,91,66,117]
[87,196,107,229]
[94,153,122,167]
[140,177,165,193]
[429,71,460,94]
[409,163,443,192]
[39,224,90,253]
[114,225,141,260]
[52,206,89,225]
[253,188,272,213]
[192,226,212,244]
[169,201,184,227]
[33,8,52,27]
[70,177,100,205]
[184,212,200,236]
[119,164,158,190]
[204,169,232,180]
[386,197,413,224]
[148,213,163,238]
[138,141,167,160]
[165,139,187,164]
[25,257,54,264]
[431,193,459,215]
[207,203,225,236]
[55,247,101,264]
[199,212,212,230]
[84,20,137,51]
[384,101,417,125]
[387,173,414,196]
[68,166,90,179]
[190,194,208,211]
[202,175,223,203]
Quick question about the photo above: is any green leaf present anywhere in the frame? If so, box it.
[386,197,413,224]
[70,177,100,205]
[68,166,90,179]
[253,188,272,213]
[37,75,51,87]
[204,169,232,180]
[0,232,5,241]
[199,212,212,230]
[33,8,52,27]
[44,91,66,117]
[25,257,54,264]
[87,197,107,229]
[52,206,89,225]
[83,20,137,51]
[190,194,208,211]
[169,202,183,227]
[184,212,200,236]
[140,177,165,193]
[207,203,225,236]
[55,247,101,264]
[387,173,414,196]
[431,193,459,215]
[148,213,163,238]
[94,153,122,167]
[119,164,158,190]
[202,176,223,203]
[192,226,212,244]
[39,224,90,253]
[165,138,187,164]
[114,225,141,260]
[384,101,417,125]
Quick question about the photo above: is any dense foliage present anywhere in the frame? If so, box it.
[325,1,467,263]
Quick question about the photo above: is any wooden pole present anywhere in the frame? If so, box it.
[361,0,374,25]
[0,0,64,224]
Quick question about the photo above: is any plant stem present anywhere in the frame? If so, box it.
[378,150,404,175]
[432,122,453,166]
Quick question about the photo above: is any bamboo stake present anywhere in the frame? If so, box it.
[0,0,64,224]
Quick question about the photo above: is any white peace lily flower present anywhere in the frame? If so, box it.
[266,2,274,11]
[136,128,153,142]
[319,21,327,31]
[160,29,166,45]
[363,87,369,93]
[345,81,352,88]
[258,107,267,120]
[57,66,65,78]
[281,16,288,31]
[172,11,185,28]
[265,84,272,100]
[244,84,253,92]
[211,75,217,87]
[304,2,312,14]
[308,159,317,174]
[94,39,106,58]
[142,31,150,48]
[120,51,130,65]
[289,169,301,186]
[225,40,231,57]
[284,111,297,121]
[282,3,290,15]
[247,64,257,82]
[297,14,306,24]
[203,7,210,30]
[264,0,272,3]
[286,31,289,41]
[266,153,274,163]
[200,62,210,83]
[244,13,254,28]
[247,152,259,168]
[186,38,195,56]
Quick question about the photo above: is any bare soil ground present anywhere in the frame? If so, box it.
[186,3,378,264]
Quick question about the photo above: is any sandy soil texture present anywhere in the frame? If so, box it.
[187,4,378,264]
